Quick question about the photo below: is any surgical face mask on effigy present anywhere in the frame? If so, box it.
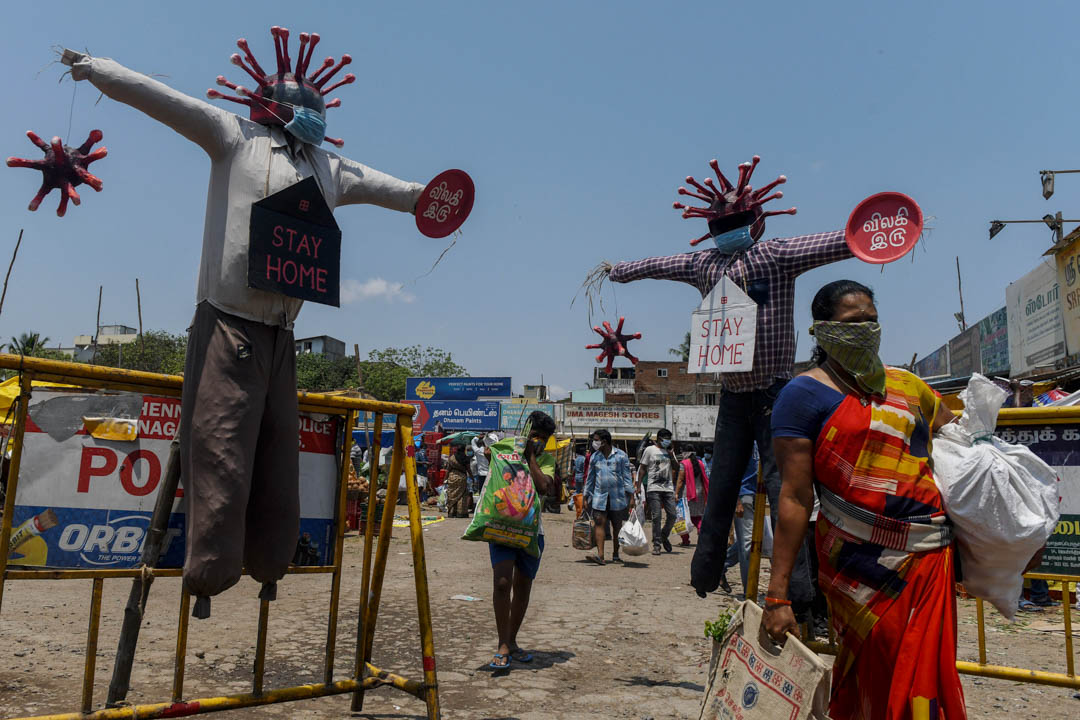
[284,106,328,145]
[711,225,755,254]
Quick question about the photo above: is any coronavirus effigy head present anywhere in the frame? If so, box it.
[207,26,354,147]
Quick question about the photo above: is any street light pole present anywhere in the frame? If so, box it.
[1040,169,1080,200]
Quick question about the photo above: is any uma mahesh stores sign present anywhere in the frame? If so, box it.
[563,405,665,429]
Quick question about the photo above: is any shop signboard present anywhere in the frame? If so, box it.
[561,404,666,431]
[948,326,980,378]
[9,391,338,570]
[914,345,949,379]
[1006,260,1067,376]
[405,400,500,432]
[499,402,555,432]
[977,307,1010,376]
[994,419,1080,577]
[405,377,511,401]
[1055,236,1080,356]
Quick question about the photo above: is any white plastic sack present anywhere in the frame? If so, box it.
[618,507,650,556]
[932,374,1060,619]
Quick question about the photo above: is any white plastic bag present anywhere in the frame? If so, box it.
[932,373,1060,619]
[618,507,650,556]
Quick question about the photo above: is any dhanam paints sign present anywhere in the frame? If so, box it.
[405,400,501,432]
[7,391,339,569]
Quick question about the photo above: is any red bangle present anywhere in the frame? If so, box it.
[764,596,791,607]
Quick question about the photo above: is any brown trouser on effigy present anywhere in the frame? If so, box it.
[180,302,299,617]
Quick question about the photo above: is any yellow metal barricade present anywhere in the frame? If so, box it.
[0,354,441,719]
[743,405,1079,690]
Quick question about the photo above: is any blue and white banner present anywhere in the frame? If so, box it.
[499,402,555,432]
[406,377,511,401]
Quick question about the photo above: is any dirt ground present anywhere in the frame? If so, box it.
[1,510,1078,719]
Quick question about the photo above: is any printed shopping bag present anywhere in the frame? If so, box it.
[700,601,830,720]
[462,438,542,557]
[673,496,691,536]
[572,508,596,550]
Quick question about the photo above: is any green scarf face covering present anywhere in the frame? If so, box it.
[810,320,886,397]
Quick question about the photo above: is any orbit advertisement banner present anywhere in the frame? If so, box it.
[7,391,339,570]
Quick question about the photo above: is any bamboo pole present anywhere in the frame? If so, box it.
[91,286,102,364]
[136,278,144,356]
[0,229,24,319]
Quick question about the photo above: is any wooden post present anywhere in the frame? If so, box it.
[0,229,24,319]
[956,256,967,332]
[92,286,103,364]
[107,435,182,705]
[136,278,144,355]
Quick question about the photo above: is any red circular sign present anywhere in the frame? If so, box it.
[415,169,475,238]
[845,192,923,264]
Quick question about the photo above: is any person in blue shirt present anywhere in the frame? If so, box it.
[572,446,586,495]
[583,429,635,565]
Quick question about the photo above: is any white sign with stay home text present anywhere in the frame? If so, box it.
[688,278,757,373]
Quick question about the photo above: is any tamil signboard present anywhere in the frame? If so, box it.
[8,391,338,569]
[977,307,1010,376]
[688,279,756,374]
[914,344,949,379]
[405,400,500,432]
[500,402,555,432]
[1055,235,1080,356]
[405,377,512,401]
[562,404,666,431]
[1006,259,1067,376]
[994,417,1080,577]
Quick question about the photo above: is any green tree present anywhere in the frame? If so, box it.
[295,352,358,392]
[10,331,51,356]
[92,330,187,375]
[360,345,469,401]
[669,332,691,362]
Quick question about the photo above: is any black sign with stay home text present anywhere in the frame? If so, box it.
[248,177,342,307]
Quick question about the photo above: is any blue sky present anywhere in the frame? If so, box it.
[1,1,1075,397]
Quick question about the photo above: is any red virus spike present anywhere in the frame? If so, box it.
[735,161,753,195]
[586,317,642,375]
[709,159,733,192]
[76,129,103,155]
[8,128,107,215]
[761,208,798,219]
[270,26,287,75]
[315,54,352,89]
[753,174,786,200]
[320,72,355,95]
[278,27,292,74]
[323,136,344,148]
[26,130,50,152]
[755,191,784,205]
[678,186,714,204]
[301,33,320,78]
[689,232,712,246]
[324,98,341,109]
[230,54,268,87]
[685,175,715,199]
[308,56,335,83]
[296,33,310,76]
[207,88,252,107]
[236,38,268,79]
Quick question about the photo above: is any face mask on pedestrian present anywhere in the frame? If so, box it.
[592,440,601,451]
[810,320,886,397]
[661,438,672,449]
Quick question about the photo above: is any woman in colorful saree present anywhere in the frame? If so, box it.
[762,280,967,720]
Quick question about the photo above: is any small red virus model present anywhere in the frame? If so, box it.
[207,26,353,147]
[587,317,641,375]
[673,155,796,246]
[6,130,107,217]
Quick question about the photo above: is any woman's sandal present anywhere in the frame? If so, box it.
[489,653,510,669]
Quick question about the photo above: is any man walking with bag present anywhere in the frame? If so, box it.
[638,429,679,556]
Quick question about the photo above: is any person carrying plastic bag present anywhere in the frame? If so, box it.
[932,373,1060,619]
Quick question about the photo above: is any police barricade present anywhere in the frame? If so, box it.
[743,405,1079,690]
[0,354,440,719]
